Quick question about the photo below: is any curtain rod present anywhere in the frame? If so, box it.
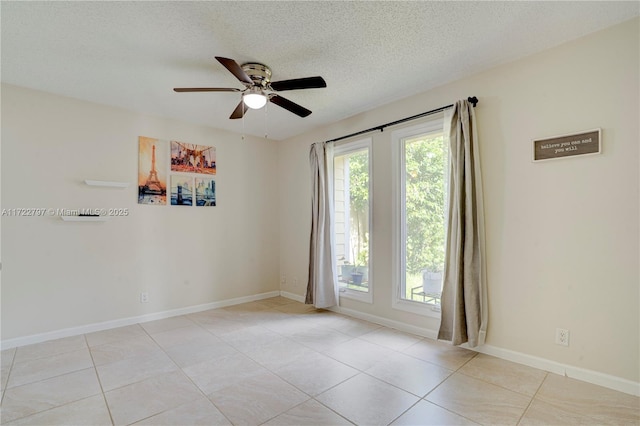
[326,96,478,144]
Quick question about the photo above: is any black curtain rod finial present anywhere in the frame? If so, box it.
[468,96,478,107]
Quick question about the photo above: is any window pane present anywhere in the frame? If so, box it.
[334,148,370,293]
[401,132,446,304]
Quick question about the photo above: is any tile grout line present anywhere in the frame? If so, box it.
[308,396,358,426]
[418,348,479,397]
[386,397,423,425]
[454,367,543,400]
[0,348,18,408]
[274,325,447,425]
[3,342,92,390]
[515,371,548,425]
[84,333,115,426]
[178,307,361,424]
[256,397,314,426]
[186,317,310,426]
[99,315,235,425]
[187,312,312,425]
[525,373,625,424]
[135,316,237,426]
[257,315,469,412]
[89,326,175,394]
[1,340,110,425]
[413,349,484,424]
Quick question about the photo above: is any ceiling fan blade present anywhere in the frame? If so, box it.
[173,87,242,92]
[270,76,326,91]
[269,95,312,117]
[215,57,253,85]
[229,101,248,119]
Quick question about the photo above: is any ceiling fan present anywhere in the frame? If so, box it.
[174,57,326,119]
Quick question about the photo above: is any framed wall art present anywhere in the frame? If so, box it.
[138,136,167,205]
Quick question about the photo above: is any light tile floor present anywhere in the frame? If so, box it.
[1,297,638,425]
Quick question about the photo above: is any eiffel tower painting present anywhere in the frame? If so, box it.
[145,145,162,191]
[138,136,167,205]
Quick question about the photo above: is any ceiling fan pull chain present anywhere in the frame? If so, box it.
[241,94,246,140]
[264,100,268,139]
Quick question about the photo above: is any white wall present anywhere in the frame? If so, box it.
[278,18,639,384]
[1,84,280,340]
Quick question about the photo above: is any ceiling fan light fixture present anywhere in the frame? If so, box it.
[243,90,267,109]
[176,57,325,119]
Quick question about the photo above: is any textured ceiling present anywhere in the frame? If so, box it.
[1,1,638,140]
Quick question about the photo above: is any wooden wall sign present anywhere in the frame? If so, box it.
[533,129,601,162]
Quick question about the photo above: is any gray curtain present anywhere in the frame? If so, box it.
[306,142,338,308]
[438,100,488,347]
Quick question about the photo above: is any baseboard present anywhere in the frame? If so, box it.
[0,290,280,350]
[330,305,438,340]
[279,291,436,341]
[278,291,639,396]
[279,290,305,303]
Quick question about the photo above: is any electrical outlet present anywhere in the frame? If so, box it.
[555,328,569,346]
[140,292,149,303]
[281,275,286,284]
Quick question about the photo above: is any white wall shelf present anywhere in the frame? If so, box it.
[84,180,130,188]
[60,216,110,222]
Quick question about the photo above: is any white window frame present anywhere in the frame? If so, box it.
[332,137,373,304]
[391,117,445,318]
